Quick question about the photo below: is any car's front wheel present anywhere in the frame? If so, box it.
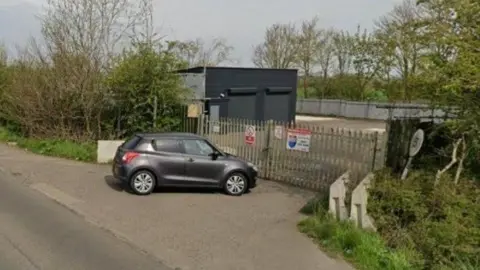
[129,170,156,195]
[224,173,248,196]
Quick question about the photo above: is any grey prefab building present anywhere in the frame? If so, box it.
[178,67,298,123]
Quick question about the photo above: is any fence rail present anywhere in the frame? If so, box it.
[183,116,385,191]
[296,99,448,120]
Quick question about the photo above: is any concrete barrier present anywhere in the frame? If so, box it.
[349,173,376,231]
[329,171,349,221]
[97,140,124,163]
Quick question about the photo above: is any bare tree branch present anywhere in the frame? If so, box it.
[252,23,299,69]
[170,37,235,67]
[435,138,462,186]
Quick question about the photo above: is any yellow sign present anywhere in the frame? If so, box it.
[187,103,200,118]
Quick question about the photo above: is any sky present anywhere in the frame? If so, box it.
[0,0,402,66]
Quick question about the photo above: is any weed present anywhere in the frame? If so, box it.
[0,127,96,162]
[298,214,418,270]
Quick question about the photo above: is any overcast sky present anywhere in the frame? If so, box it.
[0,0,402,66]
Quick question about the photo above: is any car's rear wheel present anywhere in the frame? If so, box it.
[129,170,156,195]
[224,173,247,196]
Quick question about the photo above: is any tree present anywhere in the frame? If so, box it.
[351,26,383,100]
[296,16,322,97]
[316,29,336,97]
[417,0,480,181]
[41,0,148,68]
[375,0,423,101]
[331,30,353,76]
[0,0,154,139]
[105,42,189,137]
[373,29,398,99]
[0,45,8,92]
[169,37,235,67]
[252,23,299,68]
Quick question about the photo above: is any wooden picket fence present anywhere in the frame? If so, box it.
[183,116,385,191]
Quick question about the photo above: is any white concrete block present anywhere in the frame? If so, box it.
[97,140,124,163]
[349,173,376,231]
[329,171,349,220]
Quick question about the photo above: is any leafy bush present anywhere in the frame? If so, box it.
[368,170,480,269]
[105,42,190,138]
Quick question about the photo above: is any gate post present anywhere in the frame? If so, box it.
[262,120,273,179]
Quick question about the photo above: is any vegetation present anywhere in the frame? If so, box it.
[1,0,479,268]
[295,1,480,268]
[299,168,480,270]
[0,127,95,162]
[0,0,234,143]
[299,203,417,270]
[251,0,461,102]
[368,170,480,269]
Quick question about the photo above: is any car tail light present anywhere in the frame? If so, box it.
[122,152,139,164]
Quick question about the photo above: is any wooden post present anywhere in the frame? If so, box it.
[195,101,205,136]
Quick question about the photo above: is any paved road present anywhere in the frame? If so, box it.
[0,172,171,270]
[0,144,354,270]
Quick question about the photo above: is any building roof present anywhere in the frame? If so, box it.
[176,66,298,73]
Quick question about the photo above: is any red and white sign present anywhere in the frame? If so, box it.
[245,125,256,145]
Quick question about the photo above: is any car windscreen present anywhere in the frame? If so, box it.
[122,135,142,149]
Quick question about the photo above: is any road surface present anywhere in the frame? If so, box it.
[0,172,171,270]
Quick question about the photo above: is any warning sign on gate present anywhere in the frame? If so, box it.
[286,128,311,152]
[245,125,256,145]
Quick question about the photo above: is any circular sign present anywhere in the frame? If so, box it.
[409,129,424,157]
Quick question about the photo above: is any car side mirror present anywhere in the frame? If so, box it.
[209,151,221,160]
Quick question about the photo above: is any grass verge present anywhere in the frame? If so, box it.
[298,212,418,270]
[0,127,96,162]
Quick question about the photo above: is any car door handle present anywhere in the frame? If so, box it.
[186,157,194,162]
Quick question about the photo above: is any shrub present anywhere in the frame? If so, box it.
[368,170,480,269]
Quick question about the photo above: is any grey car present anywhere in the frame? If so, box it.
[112,132,258,196]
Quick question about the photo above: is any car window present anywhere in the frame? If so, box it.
[122,135,142,149]
[183,139,215,156]
[153,139,182,153]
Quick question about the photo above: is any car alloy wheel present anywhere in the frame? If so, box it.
[225,173,247,196]
[130,171,155,195]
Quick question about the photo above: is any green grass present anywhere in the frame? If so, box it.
[298,213,419,270]
[0,127,96,162]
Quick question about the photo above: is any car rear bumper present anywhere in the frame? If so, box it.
[112,162,128,183]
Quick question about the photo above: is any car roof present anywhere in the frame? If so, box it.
[136,132,205,140]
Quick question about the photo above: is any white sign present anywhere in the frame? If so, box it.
[274,125,283,139]
[245,125,256,145]
[409,129,424,157]
[286,129,312,152]
[212,125,220,133]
